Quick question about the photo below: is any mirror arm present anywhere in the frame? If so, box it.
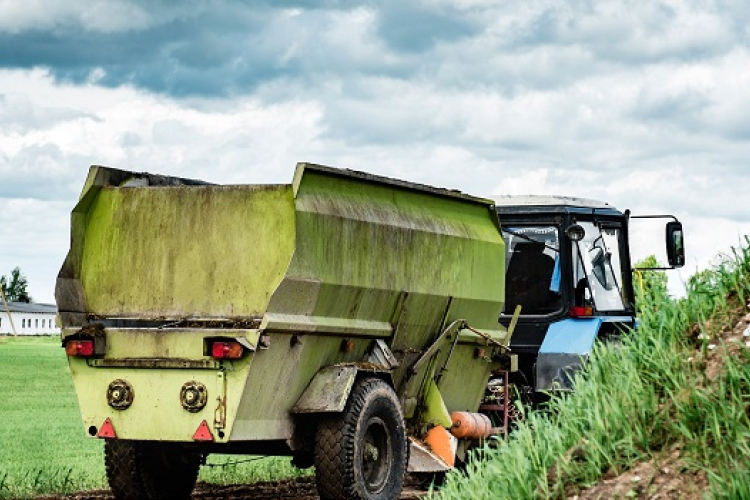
[630,215,680,222]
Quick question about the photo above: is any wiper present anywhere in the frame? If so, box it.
[501,228,559,253]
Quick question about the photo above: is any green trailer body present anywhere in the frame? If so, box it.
[56,163,515,500]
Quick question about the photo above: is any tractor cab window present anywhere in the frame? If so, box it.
[571,222,626,312]
[502,226,562,316]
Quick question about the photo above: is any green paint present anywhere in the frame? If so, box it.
[81,184,295,318]
[422,379,453,428]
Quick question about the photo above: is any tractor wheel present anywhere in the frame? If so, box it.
[315,378,407,500]
[105,440,201,500]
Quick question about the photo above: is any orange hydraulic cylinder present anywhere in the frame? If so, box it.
[450,411,492,439]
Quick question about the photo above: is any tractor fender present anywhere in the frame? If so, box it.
[536,318,601,391]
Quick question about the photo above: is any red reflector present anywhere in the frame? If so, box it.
[65,339,95,357]
[98,418,117,439]
[569,306,594,318]
[193,420,214,442]
[211,341,243,359]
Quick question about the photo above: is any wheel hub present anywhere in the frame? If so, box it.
[180,381,208,412]
[107,379,134,410]
[363,442,380,463]
[361,417,391,492]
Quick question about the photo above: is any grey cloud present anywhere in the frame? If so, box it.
[502,1,741,64]
[0,5,284,96]
[374,2,480,52]
[629,89,712,135]
[0,93,100,133]
[0,1,482,98]
[0,144,86,201]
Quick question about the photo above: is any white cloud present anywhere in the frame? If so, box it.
[0,68,327,192]
[0,0,156,34]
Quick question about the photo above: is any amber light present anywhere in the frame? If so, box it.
[569,306,594,318]
[65,339,95,357]
[211,341,244,359]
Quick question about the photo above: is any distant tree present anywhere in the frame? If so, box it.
[632,255,668,311]
[0,267,31,303]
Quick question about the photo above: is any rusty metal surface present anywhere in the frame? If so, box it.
[291,365,357,414]
[87,358,221,369]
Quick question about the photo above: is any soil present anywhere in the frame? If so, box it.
[561,297,750,500]
[567,446,708,500]
[35,475,428,500]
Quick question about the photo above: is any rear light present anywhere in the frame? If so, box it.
[211,341,244,359]
[569,306,594,318]
[65,339,95,357]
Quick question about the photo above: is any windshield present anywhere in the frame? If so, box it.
[502,226,562,315]
[572,222,626,312]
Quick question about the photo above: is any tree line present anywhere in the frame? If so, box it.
[1,267,31,303]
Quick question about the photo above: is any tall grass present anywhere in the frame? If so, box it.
[434,237,750,500]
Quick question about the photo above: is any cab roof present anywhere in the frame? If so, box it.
[490,195,623,217]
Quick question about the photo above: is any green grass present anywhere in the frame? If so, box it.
[433,238,750,499]
[0,336,303,499]
[0,336,106,498]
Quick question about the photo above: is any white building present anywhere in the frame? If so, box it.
[0,302,58,335]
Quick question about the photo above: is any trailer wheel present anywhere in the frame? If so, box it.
[105,440,201,500]
[105,440,143,500]
[315,378,407,500]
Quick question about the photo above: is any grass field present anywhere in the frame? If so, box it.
[0,336,106,498]
[0,336,303,499]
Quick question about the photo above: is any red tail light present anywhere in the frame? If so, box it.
[211,341,244,359]
[569,306,594,318]
[65,339,95,357]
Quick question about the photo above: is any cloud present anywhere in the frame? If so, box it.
[0,68,328,201]
[374,1,480,52]
[2,0,750,302]
[0,198,70,303]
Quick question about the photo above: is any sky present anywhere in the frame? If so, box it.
[1,0,749,304]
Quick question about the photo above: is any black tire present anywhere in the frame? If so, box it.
[315,378,407,500]
[105,440,143,500]
[105,440,202,500]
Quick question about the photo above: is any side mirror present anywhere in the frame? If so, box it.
[666,221,685,268]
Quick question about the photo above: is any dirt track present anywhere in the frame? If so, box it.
[36,476,429,500]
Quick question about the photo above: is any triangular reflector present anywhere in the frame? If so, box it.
[193,420,214,442]
[98,418,117,439]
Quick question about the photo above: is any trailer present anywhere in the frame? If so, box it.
[56,163,517,500]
